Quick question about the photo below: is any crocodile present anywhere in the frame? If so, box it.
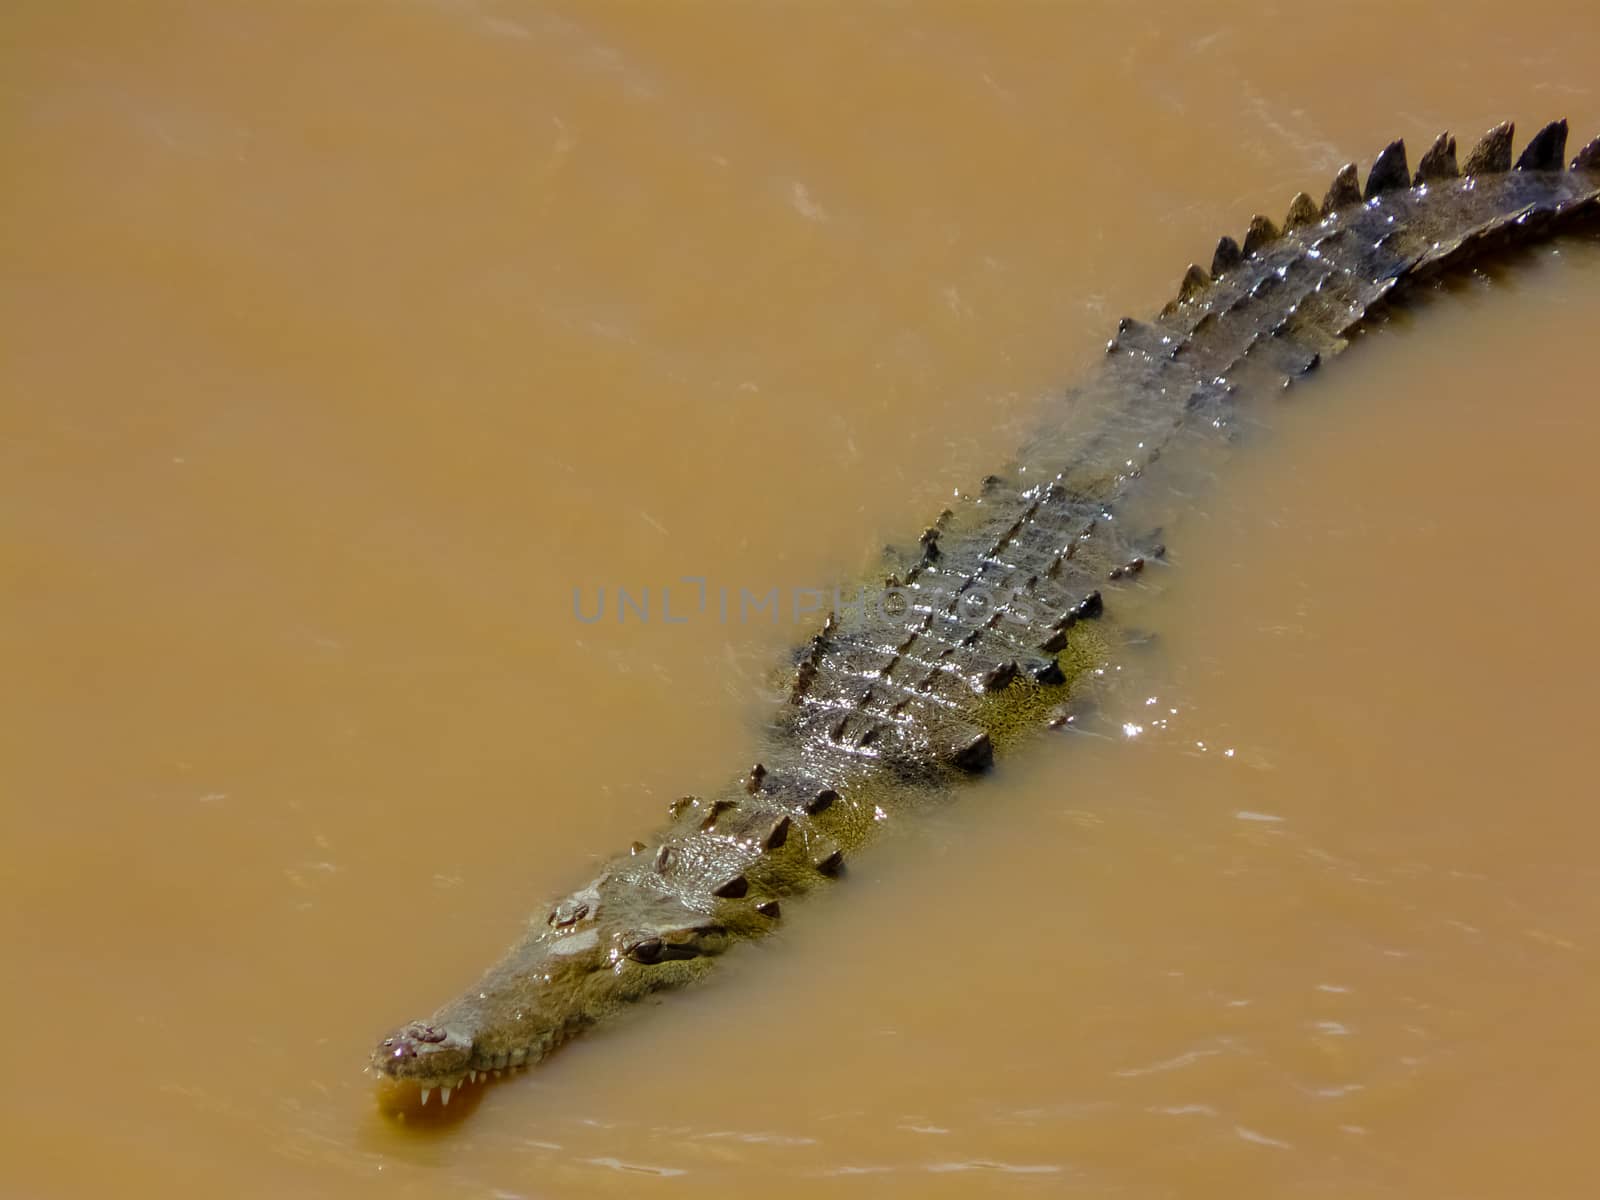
[371,119,1600,1106]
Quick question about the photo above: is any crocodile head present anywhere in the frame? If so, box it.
[369,886,737,1103]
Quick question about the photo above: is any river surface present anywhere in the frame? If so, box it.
[5,3,1600,1197]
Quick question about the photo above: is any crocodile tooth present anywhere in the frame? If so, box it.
[1241,214,1278,256]
[420,1088,431,1105]
[1574,135,1600,171]
[1413,131,1458,183]
[1283,192,1319,230]
[1462,121,1514,174]
[1210,235,1242,277]
[1515,119,1568,171]
[468,1070,477,1084]
[441,1087,451,1106]
[1321,163,1361,214]
[1364,140,1409,199]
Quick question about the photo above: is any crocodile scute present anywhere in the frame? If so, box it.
[370,119,1600,1105]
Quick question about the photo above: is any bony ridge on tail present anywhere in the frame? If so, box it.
[371,119,1600,1107]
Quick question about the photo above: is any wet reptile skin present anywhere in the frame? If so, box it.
[371,120,1600,1103]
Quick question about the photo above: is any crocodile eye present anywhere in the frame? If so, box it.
[626,937,665,964]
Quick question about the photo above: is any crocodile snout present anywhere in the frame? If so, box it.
[371,1020,472,1085]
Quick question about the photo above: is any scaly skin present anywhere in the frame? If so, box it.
[372,120,1600,1105]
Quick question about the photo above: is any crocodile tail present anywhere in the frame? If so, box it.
[1155,119,1600,383]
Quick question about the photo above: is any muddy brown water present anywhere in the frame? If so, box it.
[4,3,1600,1197]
